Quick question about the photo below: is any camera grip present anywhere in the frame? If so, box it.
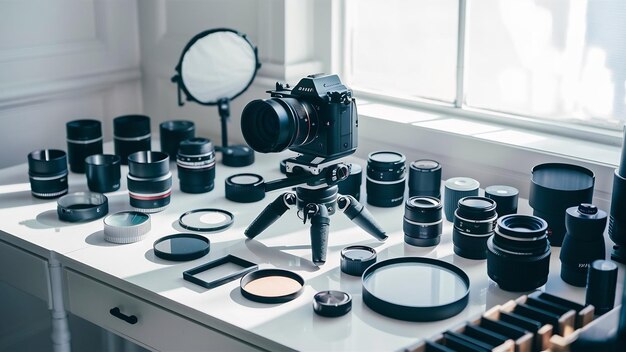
[310,206,330,265]
[340,195,388,241]
[244,193,292,239]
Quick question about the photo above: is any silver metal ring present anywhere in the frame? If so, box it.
[66,136,103,144]
[113,133,151,142]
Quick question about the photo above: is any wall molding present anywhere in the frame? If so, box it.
[0,68,141,110]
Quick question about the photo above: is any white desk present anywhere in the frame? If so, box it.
[1,146,623,351]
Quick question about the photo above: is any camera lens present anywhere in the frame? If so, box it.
[403,196,443,247]
[487,214,550,291]
[452,196,497,260]
[114,115,151,165]
[444,177,480,222]
[160,120,195,158]
[485,185,519,217]
[27,149,68,199]
[366,151,406,207]
[66,119,103,173]
[85,154,121,193]
[176,137,216,194]
[560,204,607,286]
[241,98,317,153]
[127,151,172,213]
[408,159,441,199]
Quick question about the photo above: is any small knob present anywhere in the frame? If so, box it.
[578,203,598,215]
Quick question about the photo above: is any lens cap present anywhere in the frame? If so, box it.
[225,173,265,203]
[153,233,210,261]
[178,208,234,232]
[221,145,255,167]
[313,291,352,317]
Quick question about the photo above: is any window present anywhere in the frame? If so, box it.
[343,0,626,133]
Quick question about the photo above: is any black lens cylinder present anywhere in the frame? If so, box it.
[66,119,103,173]
[585,259,618,315]
[560,204,607,286]
[366,151,406,207]
[176,137,216,194]
[408,159,442,199]
[485,185,519,217]
[85,154,121,193]
[160,120,195,158]
[452,197,497,260]
[609,126,626,264]
[337,163,362,201]
[487,214,550,292]
[127,151,172,212]
[27,149,68,199]
[403,196,443,247]
[114,115,151,165]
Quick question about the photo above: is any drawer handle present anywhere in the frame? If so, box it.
[109,307,138,325]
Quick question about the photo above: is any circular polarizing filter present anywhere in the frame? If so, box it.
[240,269,304,304]
[362,257,470,322]
[313,290,352,317]
[103,211,151,244]
[179,208,234,232]
[153,234,210,261]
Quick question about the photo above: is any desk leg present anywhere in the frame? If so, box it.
[48,257,71,352]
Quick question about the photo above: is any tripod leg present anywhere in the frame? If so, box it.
[245,193,295,239]
[338,195,388,241]
[309,204,330,265]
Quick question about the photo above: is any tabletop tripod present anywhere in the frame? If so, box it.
[245,155,387,265]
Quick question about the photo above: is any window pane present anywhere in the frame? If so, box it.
[466,0,626,128]
[345,0,459,103]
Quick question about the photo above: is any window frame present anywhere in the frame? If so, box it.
[339,0,624,147]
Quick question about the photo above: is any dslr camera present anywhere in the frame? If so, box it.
[241,74,358,161]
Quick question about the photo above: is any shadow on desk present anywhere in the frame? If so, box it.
[19,209,73,230]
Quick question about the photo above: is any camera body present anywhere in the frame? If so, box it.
[241,74,358,161]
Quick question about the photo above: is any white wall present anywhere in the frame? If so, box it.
[0,0,142,168]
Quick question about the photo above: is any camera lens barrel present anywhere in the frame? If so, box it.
[127,151,172,212]
[160,120,195,158]
[85,154,121,193]
[366,151,406,207]
[487,214,550,291]
[485,185,519,217]
[403,196,443,247]
[337,163,362,201]
[444,177,480,222]
[114,115,151,165]
[560,204,607,286]
[452,196,497,260]
[176,137,216,194]
[27,149,69,199]
[408,159,441,199]
[66,119,103,173]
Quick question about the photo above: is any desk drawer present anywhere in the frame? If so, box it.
[0,239,49,303]
[64,269,260,352]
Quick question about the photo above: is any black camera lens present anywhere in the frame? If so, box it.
[160,120,195,158]
[127,151,172,212]
[85,154,121,193]
[560,204,607,286]
[241,98,317,153]
[366,151,406,207]
[403,196,443,247]
[485,185,519,217]
[487,214,551,292]
[452,196,498,260]
[113,115,151,165]
[27,149,68,199]
[66,119,103,173]
[408,159,442,199]
[176,137,216,194]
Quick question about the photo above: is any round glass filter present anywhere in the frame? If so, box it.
[178,208,234,232]
[105,211,150,227]
[362,257,470,322]
[153,234,210,261]
[240,269,304,304]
